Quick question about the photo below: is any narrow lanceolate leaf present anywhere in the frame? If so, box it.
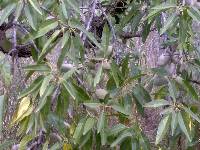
[35,85,54,112]
[108,124,127,136]
[97,111,105,133]
[83,103,102,109]
[62,68,76,80]
[155,115,170,145]
[111,130,133,147]
[19,76,43,99]
[15,1,24,21]
[171,111,178,136]
[32,21,58,40]
[182,79,198,100]
[19,135,34,150]
[0,3,16,26]
[57,36,71,69]
[188,7,200,22]
[178,112,191,142]
[65,0,81,15]
[24,4,37,30]
[69,20,102,49]
[182,106,200,123]
[62,81,76,100]
[111,61,120,87]
[0,95,5,135]
[23,64,51,72]
[144,100,170,108]
[83,117,96,135]
[168,79,176,102]
[151,3,177,10]
[40,30,60,59]
[61,32,69,49]
[145,9,163,21]
[60,0,68,19]
[28,0,43,15]
[40,74,53,96]
[73,118,87,144]
[112,104,130,116]
[93,64,102,87]
[160,13,178,35]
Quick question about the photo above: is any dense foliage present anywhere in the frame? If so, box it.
[1,0,200,149]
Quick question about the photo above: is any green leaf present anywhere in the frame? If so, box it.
[111,61,120,87]
[79,131,91,148]
[69,20,102,49]
[83,103,102,109]
[24,4,37,30]
[50,142,62,150]
[188,7,200,22]
[62,81,76,100]
[144,100,170,108]
[62,68,76,80]
[73,117,87,144]
[155,115,170,145]
[19,134,34,150]
[171,111,178,136]
[100,129,107,146]
[108,124,127,136]
[62,80,90,102]
[61,31,69,49]
[97,111,105,133]
[19,76,44,99]
[40,74,53,96]
[101,23,110,54]
[15,1,24,21]
[39,30,60,60]
[28,0,43,15]
[65,0,81,15]
[132,85,151,106]
[31,21,58,40]
[60,0,68,19]
[42,141,49,150]
[35,84,55,112]
[0,95,5,135]
[151,3,176,10]
[57,36,71,69]
[182,79,198,100]
[112,104,130,116]
[111,130,133,147]
[182,106,200,123]
[160,13,178,35]
[23,64,51,72]
[145,3,176,21]
[83,117,96,135]
[0,3,16,26]
[178,112,191,142]
[94,64,102,87]
[145,9,163,21]
[168,79,177,102]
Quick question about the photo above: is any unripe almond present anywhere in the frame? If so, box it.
[157,53,170,66]
[61,64,74,72]
[174,76,183,84]
[106,45,113,56]
[95,88,108,99]
[102,61,111,70]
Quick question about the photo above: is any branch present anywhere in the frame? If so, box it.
[80,0,98,44]
[119,27,157,39]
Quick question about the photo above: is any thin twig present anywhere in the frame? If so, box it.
[80,0,98,44]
